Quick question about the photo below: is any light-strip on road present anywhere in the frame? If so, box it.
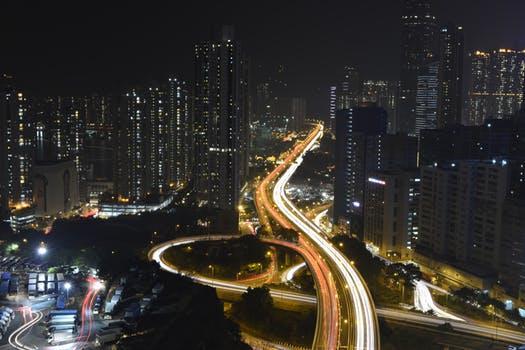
[148,235,525,346]
[272,124,379,350]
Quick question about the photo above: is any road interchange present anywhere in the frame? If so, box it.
[149,124,525,349]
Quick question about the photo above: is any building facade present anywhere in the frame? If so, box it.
[437,23,464,128]
[328,86,337,134]
[333,105,388,238]
[468,49,525,125]
[337,66,361,110]
[167,78,192,188]
[364,169,420,259]
[418,160,510,272]
[360,80,397,133]
[193,26,249,215]
[0,75,35,217]
[415,61,439,135]
[398,0,437,135]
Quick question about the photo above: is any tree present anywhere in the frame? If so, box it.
[233,286,273,325]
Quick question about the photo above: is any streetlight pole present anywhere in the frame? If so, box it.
[64,282,71,301]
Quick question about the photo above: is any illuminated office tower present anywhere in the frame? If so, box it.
[415,61,439,135]
[193,25,249,214]
[437,23,464,128]
[398,0,437,135]
[0,75,35,214]
[469,49,525,125]
[328,86,337,133]
[361,80,397,132]
[166,78,191,188]
[337,66,361,110]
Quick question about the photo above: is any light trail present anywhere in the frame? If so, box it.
[8,309,42,350]
[272,124,379,349]
[282,262,307,283]
[413,280,464,322]
[151,125,525,349]
[313,209,330,233]
[148,235,525,346]
[149,236,317,306]
[254,126,342,349]
[377,308,525,344]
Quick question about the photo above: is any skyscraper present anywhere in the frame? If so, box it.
[290,97,307,131]
[0,77,9,217]
[437,23,464,128]
[0,75,35,215]
[123,89,147,200]
[167,78,191,188]
[398,0,437,135]
[328,85,337,134]
[415,61,439,135]
[469,49,525,125]
[360,80,397,132]
[333,105,388,238]
[364,169,420,259]
[337,66,361,110]
[193,26,249,215]
[145,85,168,194]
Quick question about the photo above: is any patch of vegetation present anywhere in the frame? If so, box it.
[164,235,272,280]
[331,235,420,306]
[118,270,251,350]
[231,286,315,347]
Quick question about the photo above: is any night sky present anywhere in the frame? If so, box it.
[2,0,525,115]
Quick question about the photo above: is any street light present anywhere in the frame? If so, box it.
[64,282,72,300]
[208,265,215,277]
[37,244,47,256]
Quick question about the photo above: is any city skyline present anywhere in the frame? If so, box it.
[2,1,525,115]
[1,2,525,350]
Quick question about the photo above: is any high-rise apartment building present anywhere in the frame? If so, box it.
[123,89,147,200]
[469,49,525,125]
[364,169,420,259]
[398,0,437,135]
[193,26,249,215]
[167,78,191,187]
[437,23,464,128]
[113,79,192,202]
[0,75,35,216]
[418,160,510,271]
[145,86,168,194]
[500,199,525,300]
[334,105,418,240]
[333,105,388,238]
[419,117,524,167]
